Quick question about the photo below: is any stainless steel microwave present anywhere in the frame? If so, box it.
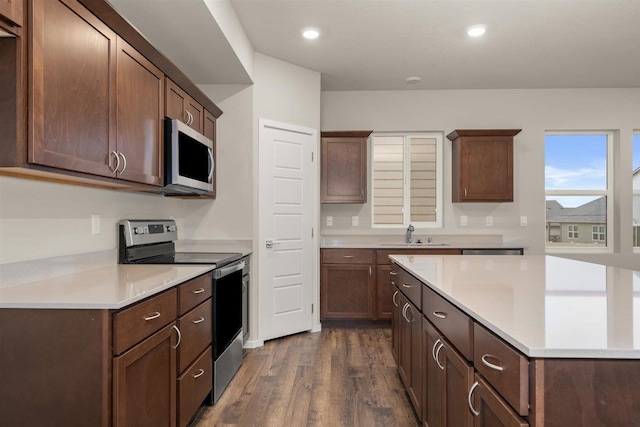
[163,118,214,195]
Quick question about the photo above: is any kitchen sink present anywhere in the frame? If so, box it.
[380,243,450,247]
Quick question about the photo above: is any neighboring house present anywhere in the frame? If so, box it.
[634,167,640,246]
[546,197,607,245]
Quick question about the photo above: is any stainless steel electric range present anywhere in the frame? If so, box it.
[118,219,244,403]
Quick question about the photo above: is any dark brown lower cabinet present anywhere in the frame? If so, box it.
[321,263,375,319]
[398,292,422,421]
[391,284,400,363]
[472,375,528,427]
[444,339,474,427]
[113,322,177,427]
[423,318,445,427]
[376,264,394,319]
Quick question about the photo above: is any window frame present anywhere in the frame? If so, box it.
[545,131,614,253]
[370,132,444,229]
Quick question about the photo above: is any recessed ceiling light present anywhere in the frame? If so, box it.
[302,28,320,40]
[466,24,487,37]
[406,76,422,84]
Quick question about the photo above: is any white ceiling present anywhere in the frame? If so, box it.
[109,0,640,91]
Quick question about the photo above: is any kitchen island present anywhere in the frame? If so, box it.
[390,254,640,426]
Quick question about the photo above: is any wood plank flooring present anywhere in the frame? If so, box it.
[192,324,420,427]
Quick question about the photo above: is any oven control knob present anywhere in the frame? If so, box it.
[167,225,177,232]
[134,226,147,235]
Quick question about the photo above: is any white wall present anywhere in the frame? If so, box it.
[321,88,640,269]
[182,84,254,240]
[0,176,184,264]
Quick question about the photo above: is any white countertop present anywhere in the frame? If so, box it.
[321,233,524,250]
[0,264,215,309]
[390,254,640,359]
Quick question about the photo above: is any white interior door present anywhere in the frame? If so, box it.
[258,119,317,342]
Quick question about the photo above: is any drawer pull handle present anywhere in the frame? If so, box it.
[193,317,205,324]
[342,255,354,259]
[172,325,181,349]
[433,311,447,319]
[389,271,398,276]
[481,354,504,371]
[392,290,399,307]
[468,381,480,416]
[143,312,161,321]
[434,342,445,370]
[193,369,205,379]
[192,288,205,294]
[402,283,411,288]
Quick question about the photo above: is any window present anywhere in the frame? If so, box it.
[567,225,579,239]
[592,225,605,242]
[545,132,612,249]
[634,133,640,248]
[371,133,443,228]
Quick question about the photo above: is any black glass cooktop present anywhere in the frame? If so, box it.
[137,252,242,266]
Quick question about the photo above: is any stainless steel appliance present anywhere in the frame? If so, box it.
[163,118,214,195]
[118,219,244,403]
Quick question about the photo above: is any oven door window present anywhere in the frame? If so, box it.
[213,268,243,358]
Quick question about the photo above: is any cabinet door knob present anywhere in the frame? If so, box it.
[468,381,480,416]
[392,290,399,307]
[464,188,468,197]
[431,339,441,361]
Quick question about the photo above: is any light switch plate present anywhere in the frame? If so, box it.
[91,214,100,235]
[486,216,493,226]
[351,216,359,227]
[326,216,333,226]
[460,215,468,226]
[520,216,528,227]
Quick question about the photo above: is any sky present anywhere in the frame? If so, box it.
[545,133,640,208]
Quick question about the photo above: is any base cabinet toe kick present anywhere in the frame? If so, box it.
[391,261,640,427]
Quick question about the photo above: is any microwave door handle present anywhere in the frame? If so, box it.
[207,148,214,183]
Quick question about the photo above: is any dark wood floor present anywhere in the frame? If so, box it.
[192,324,420,427]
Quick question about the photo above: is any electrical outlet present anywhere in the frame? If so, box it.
[91,214,100,235]
[486,216,493,226]
[326,216,333,226]
[520,216,528,227]
[351,216,359,227]
[460,215,468,226]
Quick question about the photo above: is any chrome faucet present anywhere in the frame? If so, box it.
[406,224,415,244]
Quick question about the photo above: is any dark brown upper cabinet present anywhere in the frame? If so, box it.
[166,78,204,134]
[447,129,521,203]
[0,0,23,28]
[321,130,372,203]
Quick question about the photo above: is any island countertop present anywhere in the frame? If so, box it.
[390,254,640,359]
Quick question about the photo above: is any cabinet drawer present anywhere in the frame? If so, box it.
[397,268,422,310]
[177,346,212,427]
[474,323,529,416]
[178,273,212,315]
[177,299,212,373]
[423,286,473,361]
[113,288,177,355]
[322,248,374,264]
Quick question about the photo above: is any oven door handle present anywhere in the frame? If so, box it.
[215,261,245,279]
